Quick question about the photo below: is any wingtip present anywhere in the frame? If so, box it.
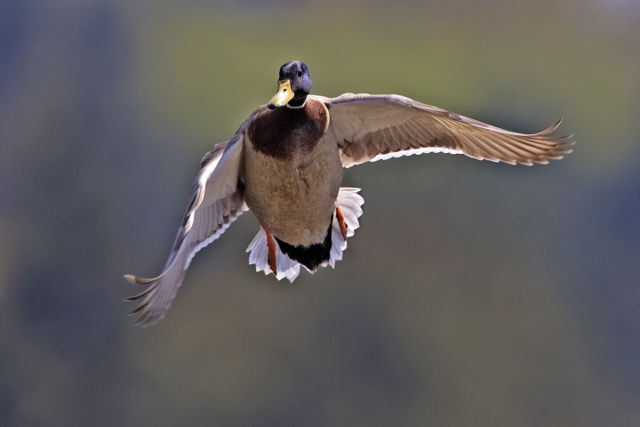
[134,311,163,327]
[536,117,564,136]
[126,302,164,327]
[554,117,564,130]
[123,274,157,285]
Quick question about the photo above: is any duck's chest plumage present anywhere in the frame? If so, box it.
[244,99,343,247]
[247,100,328,160]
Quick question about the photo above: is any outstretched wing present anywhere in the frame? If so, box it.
[125,133,248,326]
[316,93,574,168]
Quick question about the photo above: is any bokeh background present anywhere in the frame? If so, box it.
[2,0,639,425]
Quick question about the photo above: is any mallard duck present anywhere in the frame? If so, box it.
[125,60,573,325]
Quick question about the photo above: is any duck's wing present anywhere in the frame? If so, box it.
[124,133,248,326]
[317,93,574,168]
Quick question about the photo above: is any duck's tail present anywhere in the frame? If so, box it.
[246,187,365,282]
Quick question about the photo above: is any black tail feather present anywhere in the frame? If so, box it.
[275,219,333,271]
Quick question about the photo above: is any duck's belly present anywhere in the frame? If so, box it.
[244,137,343,247]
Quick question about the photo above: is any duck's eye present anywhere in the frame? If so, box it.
[297,71,303,77]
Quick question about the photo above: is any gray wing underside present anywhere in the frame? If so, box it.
[125,133,247,326]
[315,93,574,168]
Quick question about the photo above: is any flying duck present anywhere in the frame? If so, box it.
[125,60,574,325]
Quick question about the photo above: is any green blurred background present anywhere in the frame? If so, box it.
[1,0,639,425]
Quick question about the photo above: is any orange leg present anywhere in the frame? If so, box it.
[336,206,348,240]
[264,227,277,275]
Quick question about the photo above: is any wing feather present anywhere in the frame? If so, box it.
[124,133,248,326]
[316,94,574,167]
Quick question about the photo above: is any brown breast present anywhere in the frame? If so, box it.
[247,98,328,160]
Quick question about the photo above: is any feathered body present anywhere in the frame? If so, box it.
[245,99,342,249]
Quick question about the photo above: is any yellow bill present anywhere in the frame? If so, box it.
[268,80,294,108]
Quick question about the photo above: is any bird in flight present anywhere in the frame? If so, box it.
[125,60,573,325]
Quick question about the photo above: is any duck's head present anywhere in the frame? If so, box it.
[268,60,311,109]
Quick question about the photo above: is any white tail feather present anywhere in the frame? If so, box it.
[246,230,301,281]
[246,187,365,282]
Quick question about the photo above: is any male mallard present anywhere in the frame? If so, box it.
[125,60,573,325]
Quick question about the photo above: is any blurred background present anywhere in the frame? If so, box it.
[1,0,639,425]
